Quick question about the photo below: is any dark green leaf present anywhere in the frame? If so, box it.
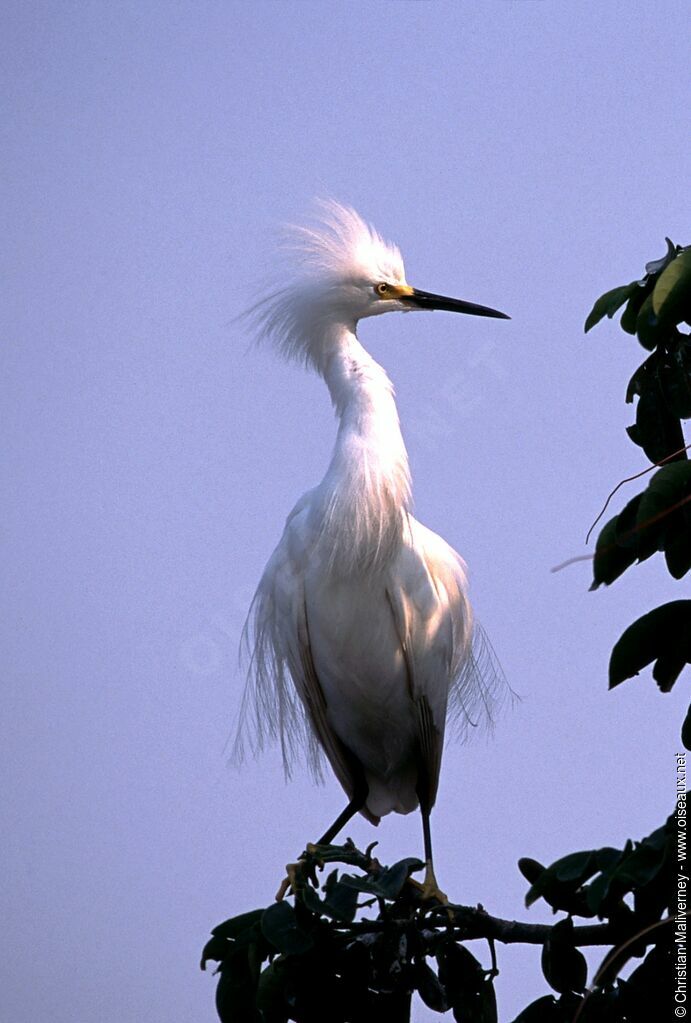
[216,947,261,1023]
[200,935,230,970]
[594,847,622,872]
[477,978,499,1023]
[652,247,691,324]
[510,995,560,1023]
[635,292,663,350]
[609,600,691,690]
[645,237,678,277]
[609,488,664,568]
[451,976,498,1023]
[620,284,650,335]
[580,849,622,914]
[437,939,484,1003]
[518,857,545,885]
[628,384,686,463]
[524,866,560,908]
[552,852,595,884]
[415,959,449,1012]
[682,704,691,752]
[541,919,588,994]
[340,857,423,900]
[664,513,691,579]
[661,340,691,419]
[585,282,639,333]
[584,871,611,916]
[255,959,291,1023]
[641,822,669,852]
[377,857,424,898]
[638,462,691,527]
[321,878,359,922]
[261,902,314,955]
[613,834,667,888]
[299,882,323,915]
[625,351,656,403]
[338,873,382,896]
[637,461,691,576]
[525,854,600,916]
[591,515,637,589]
[212,909,266,941]
[613,494,644,551]
[631,823,675,925]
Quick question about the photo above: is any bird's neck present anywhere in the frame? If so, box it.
[318,325,412,575]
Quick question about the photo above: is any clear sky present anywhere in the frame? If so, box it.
[2,2,689,1020]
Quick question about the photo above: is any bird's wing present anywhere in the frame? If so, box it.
[292,595,369,807]
[233,496,363,801]
[383,523,464,808]
[386,518,509,804]
[412,520,512,743]
[232,493,317,775]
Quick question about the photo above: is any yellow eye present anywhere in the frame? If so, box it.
[376,282,389,296]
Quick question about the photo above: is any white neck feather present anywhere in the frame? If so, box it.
[316,324,412,575]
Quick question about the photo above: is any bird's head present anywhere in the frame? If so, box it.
[247,201,509,370]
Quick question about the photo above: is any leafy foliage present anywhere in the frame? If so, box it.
[587,239,691,693]
[520,818,673,926]
[591,463,691,587]
[514,817,675,1022]
[202,816,675,1023]
[202,842,500,1023]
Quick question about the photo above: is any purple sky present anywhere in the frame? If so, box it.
[3,3,690,1020]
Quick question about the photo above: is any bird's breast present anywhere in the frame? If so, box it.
[302,532,461,776]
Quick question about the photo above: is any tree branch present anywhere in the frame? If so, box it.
[328,904,650,947]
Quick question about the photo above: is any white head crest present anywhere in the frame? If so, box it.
[290,200,406,286]
[245,202,408,371]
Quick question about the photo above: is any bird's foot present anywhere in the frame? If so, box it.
[275,862,300,901]
[410,860,449,908]
[275,844,323,901]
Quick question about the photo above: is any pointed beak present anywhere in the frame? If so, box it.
[400,287,510,320]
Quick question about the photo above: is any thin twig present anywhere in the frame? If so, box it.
[585,443,691,545]
[551,554,594,573]
[591,914,675,987]
[552,491,691,575]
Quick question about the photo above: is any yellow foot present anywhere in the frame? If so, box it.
[274,845,324,901]
[410,860,449,907]
[275,861,301,901]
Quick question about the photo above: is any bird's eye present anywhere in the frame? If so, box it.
[376,282,389,296]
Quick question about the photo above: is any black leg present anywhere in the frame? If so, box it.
[420,801,433,866]
[316,754,369,845]
[317,788,367,845]
[416,773,447,903]
[276,774,369,902]
[416,757,435,869]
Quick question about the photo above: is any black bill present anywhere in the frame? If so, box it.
[402,288,510,319]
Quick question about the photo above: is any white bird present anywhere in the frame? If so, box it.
[236,202,509,899]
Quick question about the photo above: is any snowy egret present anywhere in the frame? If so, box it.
[236,203,509,899]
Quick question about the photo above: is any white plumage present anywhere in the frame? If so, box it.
[236,202,509,885]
